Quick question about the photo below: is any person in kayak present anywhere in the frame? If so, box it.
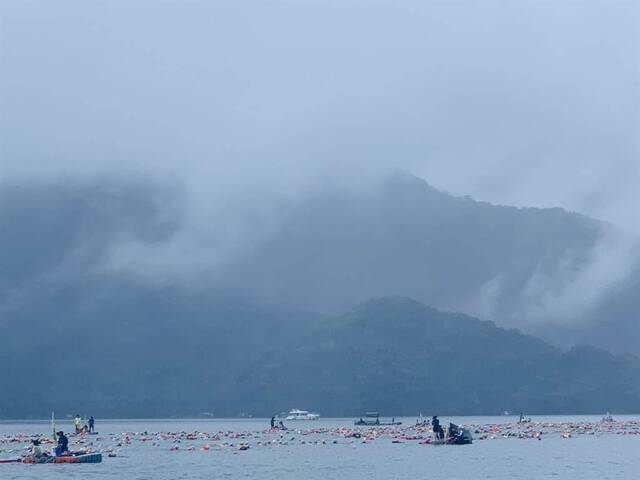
[56,431,69,456]
[23,439,48,463]
[74,415,82,433]
[89,416,95,432]
[432,416,444,439]
[30,439,45,458]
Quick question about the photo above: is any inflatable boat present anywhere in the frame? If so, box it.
[22,453,102,464]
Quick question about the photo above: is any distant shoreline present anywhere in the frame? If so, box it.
[2,413,640,423]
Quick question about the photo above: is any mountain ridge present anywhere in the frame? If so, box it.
[1,294,638,418]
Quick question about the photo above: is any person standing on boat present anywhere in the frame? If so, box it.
[74,414,82,433]
[432,416,444,439]
[89,416,95,432]
[56,431,69,456]
[270,416,276,428]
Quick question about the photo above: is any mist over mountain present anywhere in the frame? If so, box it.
[0,181,183,295]
[225,172,640,353]
[1,173,640,417]
[1,173,638,357]
[227,173,606,316]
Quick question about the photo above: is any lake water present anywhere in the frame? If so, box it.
[1,416,639,479]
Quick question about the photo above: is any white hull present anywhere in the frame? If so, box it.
[284,409,320,421]
[286,414,320,421]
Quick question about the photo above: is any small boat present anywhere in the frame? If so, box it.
[285,409,320,421]
[518,413,532,423]
[428,423,473,445]
[416,413,429,426]
[383,420,402,426]
[446,423,473,445]
[354,412,401,426]
[355,412,381,426]
[22,453,102,464]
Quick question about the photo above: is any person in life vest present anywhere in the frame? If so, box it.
[74,414,82,433]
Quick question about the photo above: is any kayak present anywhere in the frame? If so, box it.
[22,453,102,464]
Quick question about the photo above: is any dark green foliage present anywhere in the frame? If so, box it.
[1,295,638,418]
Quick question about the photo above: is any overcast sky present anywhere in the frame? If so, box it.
[1,0,638,229]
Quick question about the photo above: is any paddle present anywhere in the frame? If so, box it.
[0,459,21,463]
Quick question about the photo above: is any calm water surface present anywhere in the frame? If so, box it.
[1,416,639,479]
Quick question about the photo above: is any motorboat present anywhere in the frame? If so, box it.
[446,423,473,445]
[429,423,473,445]
[285,409,320,421]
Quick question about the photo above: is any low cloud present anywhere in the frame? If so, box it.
[0,0,638,333]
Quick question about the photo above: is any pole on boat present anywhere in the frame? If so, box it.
[52,411,56,441]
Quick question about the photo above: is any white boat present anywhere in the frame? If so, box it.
[602,412,614,422]
[285,409,320,420]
